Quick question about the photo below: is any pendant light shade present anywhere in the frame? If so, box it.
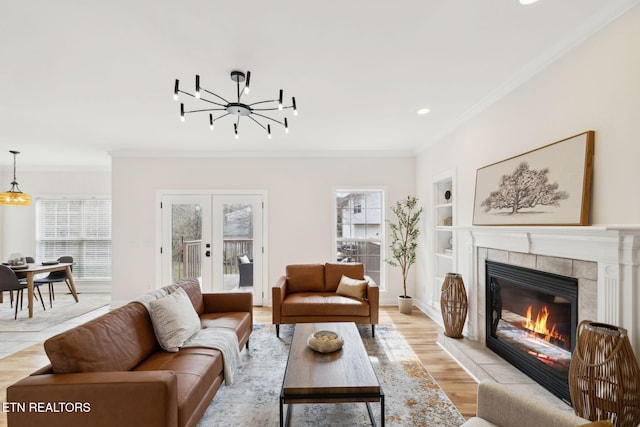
[0,151,31,206]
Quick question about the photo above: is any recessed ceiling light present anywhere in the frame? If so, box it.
[416,108,430,115]
[519,0,539,5]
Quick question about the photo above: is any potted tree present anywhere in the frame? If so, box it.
[386,196,423,314]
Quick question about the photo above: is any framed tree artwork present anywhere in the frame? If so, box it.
[472,131,594,226]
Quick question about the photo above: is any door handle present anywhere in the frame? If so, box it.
[205,251,211,257]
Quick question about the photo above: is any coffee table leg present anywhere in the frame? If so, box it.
[381,393,385,427]
[280,396,283,427]
[285,403,292,427]
[366,402,377,427]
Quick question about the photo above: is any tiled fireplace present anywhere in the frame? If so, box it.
[440,226,640,405]
[485,259,578,403]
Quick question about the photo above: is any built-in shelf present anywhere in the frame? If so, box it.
[431,170,456,306]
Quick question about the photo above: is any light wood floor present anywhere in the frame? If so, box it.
[0,306,478,426]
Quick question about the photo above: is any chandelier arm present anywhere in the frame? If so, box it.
[202,88,231,104]
[251,107,281,111]
[197,98,228,108]
[252,112,285,126]
[179,89,228,107]
[184,108,226,114]
[248,99,279,107]
[212,112,231,122]
[178,90,196,98]
[247,115,267,130]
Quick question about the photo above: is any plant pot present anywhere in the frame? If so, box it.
[398,295,413,314]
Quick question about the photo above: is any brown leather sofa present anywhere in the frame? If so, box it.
[7,279,252,427]
[272,262,379,337]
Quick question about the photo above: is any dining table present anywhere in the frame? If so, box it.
[10,262,79,318]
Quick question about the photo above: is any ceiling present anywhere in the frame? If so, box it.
[1,0,638,170]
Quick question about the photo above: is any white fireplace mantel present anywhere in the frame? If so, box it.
[457,224,640,357]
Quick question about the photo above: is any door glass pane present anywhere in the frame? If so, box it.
[171,203,203,282]
[223,203,253,290]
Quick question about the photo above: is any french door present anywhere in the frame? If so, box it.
[160,192,264,305]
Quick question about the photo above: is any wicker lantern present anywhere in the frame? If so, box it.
[568,321,640,427]
[440,273,468,338]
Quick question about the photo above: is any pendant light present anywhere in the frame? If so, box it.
[0,150,32,206]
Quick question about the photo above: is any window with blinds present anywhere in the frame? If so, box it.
[36,199,112,280]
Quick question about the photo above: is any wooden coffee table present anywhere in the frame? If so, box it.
[280,322,384,426]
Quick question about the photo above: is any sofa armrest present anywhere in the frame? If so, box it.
[272,275,288,324]
[202,292,252,315]
[474,380,589,427]
[365,276,379,325]
[7,370,178,427]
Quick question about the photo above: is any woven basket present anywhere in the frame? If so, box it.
[568,321,640,427]
[440,273,468,339]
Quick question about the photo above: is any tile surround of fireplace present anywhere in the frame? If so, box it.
[437,225,640,409]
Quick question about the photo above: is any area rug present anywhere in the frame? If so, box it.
[198,323,466,426]
[0,292,110,331]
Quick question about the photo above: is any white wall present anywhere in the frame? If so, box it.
[416,6,640,312]
[111,155,415,306]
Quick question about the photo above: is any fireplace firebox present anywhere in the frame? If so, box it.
[486,261,578,403]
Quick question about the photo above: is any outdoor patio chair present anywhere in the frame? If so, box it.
[237,253,253,287]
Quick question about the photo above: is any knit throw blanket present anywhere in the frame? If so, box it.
[182,327,241,386]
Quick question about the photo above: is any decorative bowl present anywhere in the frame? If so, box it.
[307,330,344,353]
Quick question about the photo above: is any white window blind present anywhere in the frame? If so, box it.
[36,199,112,280]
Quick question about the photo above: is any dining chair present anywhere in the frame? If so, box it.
[0,265,45,319]
[15,256,48,308]
[35,256,74,307]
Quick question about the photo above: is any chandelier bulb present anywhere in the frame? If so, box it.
[234,123,239,139]
[278,89,283,110]
[180,103,185,122]
[292,97,297,116]
[268,124,272,139]
[244,71,251,95]
[285,117,289,133]
[209,114,214,131]
[173,79,179,101]
[195,75,201,99]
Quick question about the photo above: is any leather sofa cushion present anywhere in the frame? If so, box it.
[324,262,365,292]
[281,292,370,317]
[200,312,252,344]
[45,303,158,374]
[286,264,325,293]
[135,347,223,427]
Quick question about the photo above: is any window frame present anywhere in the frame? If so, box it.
[332,187,385,291]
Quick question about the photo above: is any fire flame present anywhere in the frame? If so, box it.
[523,305,564,343]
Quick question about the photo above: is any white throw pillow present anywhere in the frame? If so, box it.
[239,255,250,264]
[335,275,368,299]
[148,287,201,352]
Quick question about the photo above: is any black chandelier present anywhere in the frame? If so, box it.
[173,70,297,139]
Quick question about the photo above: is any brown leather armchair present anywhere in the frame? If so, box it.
[272,262,379,337]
